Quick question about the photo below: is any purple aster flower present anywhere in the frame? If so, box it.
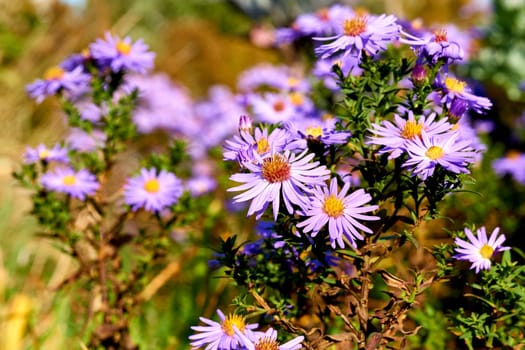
[26,66,91,103]
[285,115,351,151]
[235,327,304,350]
[436,74,492,114]
[24,143,69,164]
[189,309,259,350]
[367,112,452,159]
[249,92,298,124]
[401,27,464,65]
[124,168,182,213]
[228,150,330,220]
[73,100,106,123]
[185,176,217,197]
[454,226,510,273]
[223,125,290,164]
[314,13,400,60]
[492,150,525,184]
[297,177,379,249]
[66,128,107,152]
[40,167,99,200]
[403,131,478,180]
[89,32,155,74]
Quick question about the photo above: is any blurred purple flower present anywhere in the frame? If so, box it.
[285,115,351,151]
[24,143,69,164]
[493,151,525,184]
[66,128,106,152]
[26,66,91,103]
[436,74,492,114]
[40,167,99,200]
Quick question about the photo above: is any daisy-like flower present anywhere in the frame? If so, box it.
[454,226,510,273]
[228,150,330,220]
[297,177,379,249]
[40,167,99,200]
[285,116,351,151]
[367,112,452,159]
[314,13,400,60]
[89,32,155,74]
[403,131,477,180]
[250,92,297,124]
[492,150,525,184]
[123,168,183,213]
[235,327,304,350]
[436,74,492,114]
[189,309,259,350]
[401,27,464,65]
[24,143,69,164]
[26,66,91,103]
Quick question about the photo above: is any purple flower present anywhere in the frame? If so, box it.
[26,66,91,103]
[189,309,259,350]
[401,28,464,65]
[24,143,69,164]
[367,112,452,159]
[492,151,525,184]
[185,176,217,197]
[40,167,99,200]
[403,131,478,180]
[314,13,400,60]
[436,74,492,114]
[223,125,290,164]
[73,100,106,123]
[297,178,379,249]
[235,327,303,350]
[228,150,330,220]
[89,32,155,74]
[66,128,107,152]
[250,93,298,124]
[123,168,183,213]
[454,227,510,273]
[285,115,351,151]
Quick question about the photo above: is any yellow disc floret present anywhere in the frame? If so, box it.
[323,195,345,218]
[262,155,291,183]
[257,137,270,154]
[425,146,444,160]
[479,244,494,259]
[401,120,423,140]
[144,179,160,193]
[62,175,77,186]
[445,77,467,93]
[44,66,65,81]
[116,40,132,55]
[343,16,367,36]
[254,337,280,350]
[221,314,246,337]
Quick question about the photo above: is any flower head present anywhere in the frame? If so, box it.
[454,227,510,273]
[26,66,90,103]
[228,150,330,220]
[123,168,183,213]
[403,131,478,180]
[314,13,400,61]
[40,167,99,200]
[89,32,155,74]
[297,178,379,249]
[24,143,69,164]
[189,309,259,350]
[436,74,492,114]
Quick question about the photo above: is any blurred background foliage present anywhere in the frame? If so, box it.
[1,0,524,349]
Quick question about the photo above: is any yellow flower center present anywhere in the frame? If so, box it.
[450,123,460,131]
[433,28,448,43]
[444,77,467,93]
[116,40,132,55]
[62,175,77,186]
[273,100,285,112]
[257,137,270,154]
[425,146,444,160]
[401,120,423,140]
[255,337,280,350]
[289,92,304,106]
[305,126,323,138]
[287,77,299,87]
[44,66,65,80]
[144,179,160,193]
[221,314,246,337]
[262,155,291,183]
[38,149,50,159]
[479,244,494,259]
[343,16,367,36]
[323,195,345,217]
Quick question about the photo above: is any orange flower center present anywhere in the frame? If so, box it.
[262,155,291,183]
[445,77,466,93]
[433,28,448,43]
[425,146,444,160]
[323,195,345,217]
[273,100,285,112]
[44,66,65,80]
[479,244,494,259]
[221,314,246,337]
[116,40,132,55]
[289,92,304,106]
[62,175,77,186]
[343,16,367,36]
[255,337,280,350]
[506,150,521,160]
[401,120,423,140]
[316,8,329,21]
[144,179,160,193]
